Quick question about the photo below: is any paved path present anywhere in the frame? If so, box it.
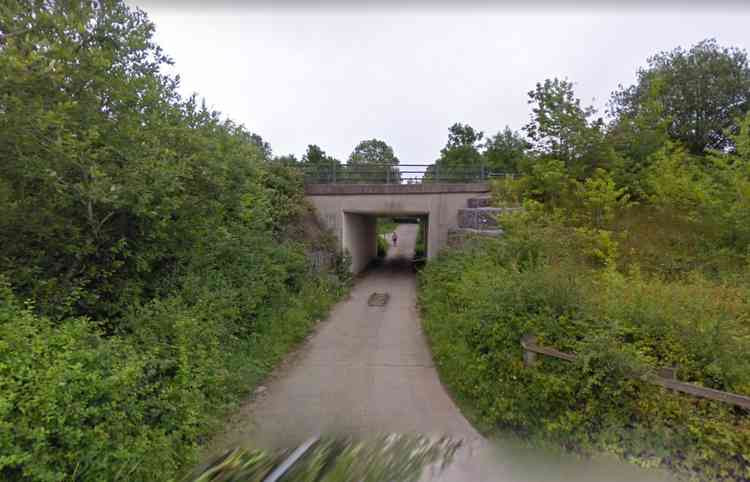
[211,224,480,453]
[208,224,674,481]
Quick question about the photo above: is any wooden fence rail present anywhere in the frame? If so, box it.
[520,334,750,410]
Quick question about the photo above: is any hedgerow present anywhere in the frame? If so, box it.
[1,262,342,480]
[0,2,347,480]
[419,238,750,479]
[420,118,750,478]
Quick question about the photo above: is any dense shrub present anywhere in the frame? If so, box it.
[0,2,348,480]
[423,120,750,478]
[419,234,750,480]
[377,235,389,258]
[422,38,750,480]
[1,257,342,480]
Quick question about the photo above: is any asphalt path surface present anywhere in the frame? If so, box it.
[208,224,673,482]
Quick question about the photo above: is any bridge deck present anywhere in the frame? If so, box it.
[304,182,490,195]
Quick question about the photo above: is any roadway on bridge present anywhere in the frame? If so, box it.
[208,224,674,481]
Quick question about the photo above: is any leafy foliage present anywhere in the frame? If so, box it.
[419,236,750,480]
[299,144,342,182]
[483,127,530,174]
[425,123,485,181]
[1,265,342,480]
[348,139,399,166]
[524,78,614,178]
[422,88,750,479]
[0,0,290,322]
[611,39,750,155]
[0,2,347,480]
[345,139,400,183]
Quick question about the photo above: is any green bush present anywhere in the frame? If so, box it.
[0,3,348,479]
[1,262,342,480]
[377,218,398,236]
[377,235,389,258]
[1,280,173,481]
[470,114,750,479]
[419,239,750,480]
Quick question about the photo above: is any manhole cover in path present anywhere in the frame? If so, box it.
[367,292,390,306]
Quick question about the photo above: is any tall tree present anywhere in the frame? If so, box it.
[302,144,335,166]
[0,0,271,319]
[429,123,484,181]
[483,127,530,174]
[250,133,272,159]
[610,39,750,155]
[273,154,298,166]
[300,144,341,182]
[443,123,484,151]
[347,139,399,183]
[524,78,612,178]
[606,78,671,197]
[348,139,399,165]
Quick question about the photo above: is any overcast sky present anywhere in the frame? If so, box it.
[132,3,750,164]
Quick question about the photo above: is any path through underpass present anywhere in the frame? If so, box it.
[208,224,674,481]
[213,224,478,449]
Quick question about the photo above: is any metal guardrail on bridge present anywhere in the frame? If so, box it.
[302,163,518,184]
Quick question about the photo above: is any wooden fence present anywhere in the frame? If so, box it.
[520,334,750,410]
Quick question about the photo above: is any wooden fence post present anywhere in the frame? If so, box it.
[657,366,678,380]
[521,334,538,367]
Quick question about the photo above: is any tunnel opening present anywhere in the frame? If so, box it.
[342,212,429,274]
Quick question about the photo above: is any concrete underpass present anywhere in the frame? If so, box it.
[343,212,426,272]
[306,183,492,273]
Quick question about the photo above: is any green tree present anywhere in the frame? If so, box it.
[273,153,298,167]
[611,39,750,155]
[644,142,714,221]
[606,76,671,198]
[0,2,348,480]
[250,133,272,159]
[573,168,629,228]
[524,78,612,178]
[483,127,529,174]
[302,145,326,164]
[524,158,572,207]
[346,139,400,183]
[348,138,399,165]
[429,123,484,181]
[443,122,484,150]
[707,112,750,248]
[0,0,270,319]
[302,144,340,169]
[300,144,341,182]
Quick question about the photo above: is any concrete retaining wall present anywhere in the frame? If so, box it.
[343,213,377,273]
